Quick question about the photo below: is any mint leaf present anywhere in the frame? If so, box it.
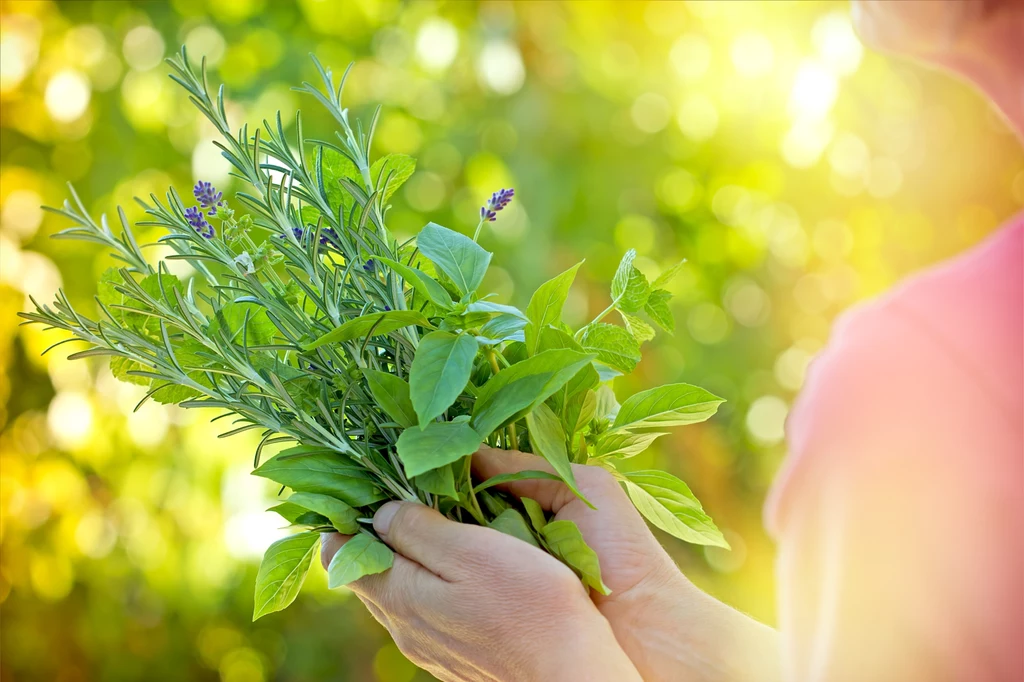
[619,311,655,343]
[578,323,641,374]
[253,532,319,620]
[612,383,724,431]
[396,420,483,478]
[327,534,394,589]
[370,153,416,204]
[409,331,478,426]
[644,289,674,332]
[623,470,728,548]
[417,222,492,296]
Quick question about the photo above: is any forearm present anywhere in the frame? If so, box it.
[604,569,781,682]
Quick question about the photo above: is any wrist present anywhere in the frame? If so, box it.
[530,608,642,682]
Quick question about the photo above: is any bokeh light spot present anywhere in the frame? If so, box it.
[478,40,525,96]
[45,70,92,123]
[122,25,165,71]
[677,94,719,142]
[631,92,671,134]
[730,32,774,78]
[669,34,711,82]
[415,18,459,71]
[745,395,788,446]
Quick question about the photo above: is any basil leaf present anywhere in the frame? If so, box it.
[412,464,459,498]
[327,534,394,589]
[285,492,360,534]
[476,313,526,346]
[612,383,724,431]
[304,310,431,350]
[466,300,528,320]
[521,497,548,532]
[593,430,667,459]
[379,256,455,310]
[524,261,583,354]
[396,420,484,478]
[417,222,492,296]
[525,403,590,507]
[253,532,319,620]
[578,323,641,374]
[471,349,594,436]
[363,370,417,428]
[253,448,386,507]
[540,520,610,595]
[409,331,478,426]
[473,470,562,494]
[267,502,327,526]
[623,470,728,548]
[488,508,541,548]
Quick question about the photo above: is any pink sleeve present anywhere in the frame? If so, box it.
[765,301,1023,682]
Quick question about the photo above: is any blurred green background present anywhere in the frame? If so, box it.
[1,0,1022,680]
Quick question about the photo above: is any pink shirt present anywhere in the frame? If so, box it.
[766,217,1023,681]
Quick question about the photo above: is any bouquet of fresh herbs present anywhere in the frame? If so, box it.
[21,49,728,620]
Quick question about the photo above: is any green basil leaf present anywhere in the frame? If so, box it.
[370,153,416,204]
[409,331,478,426]
[524,261,583,354]
[253,532,319,620]
[327,534,394,589]
[417,222,492,296]
[564,389,598,436]
[304,310,431,350]
[623,470,728,548]
[578,323,641,374]
[473,470,563,494]
[285,492,359,534]
[593,430,667,459]
[644,289,674,332]
[379,256,455,310]
[363,370,417,428]
[412,464,458,498]
[396,420,484,478]
[253,448,386,507]
[488,508,541,548]
[466,300,528,320]
[612,383,724,431]
[476,313,526,346]
[267,502,327,526]
[521,497,548,532]
[540,520,610,595]
[471,349,595,436]
[525,403,590,507]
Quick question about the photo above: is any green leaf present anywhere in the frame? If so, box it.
[521,497,548,532]
[321,148,360,219]
[267,502,329,527]
[363,370,417,428]
[593,430,667,459]
[379,257,455,310]
[525,403,591,507]
[578,323,641,374]
[612,383,724,431]
[327,534,394,589]
[623,471,728,548]
[285,492,360,534]
[210,301,277,346]
[476,314,526,346]
[471,349,595,436]
[488,508,541,548]
[619,311,656,344]
[253,448,387,507]
[370,153,416,204]
[540,520,610,595]
[396,420,484,478]
[409,331,478,426]
[417,222,492,296]
[466,301,528,320]
[304,310,431,350]
[611,250,650,313]
[563,389,598,436]
[412,465,458,498]
[253,532,319,620]
[644,289,674,332]
[652,259,686,289]
[524,261,583,354]
[110,355,149,386]
[473,470,563,494]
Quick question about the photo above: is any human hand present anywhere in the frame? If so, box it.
[473,447,780,682]
[320,497,642,682]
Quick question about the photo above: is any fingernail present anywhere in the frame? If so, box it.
[373,501,401,537]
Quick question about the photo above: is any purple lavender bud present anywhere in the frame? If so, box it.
[481,188,514,222]
[363,259,376,272]
[383,305,391,311]
[184,206,214,239]
[318,227,339,246]
[193,181,224,216]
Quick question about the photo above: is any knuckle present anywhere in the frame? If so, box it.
[575,464,617,493]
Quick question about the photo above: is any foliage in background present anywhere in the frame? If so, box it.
[1,1,1022,681]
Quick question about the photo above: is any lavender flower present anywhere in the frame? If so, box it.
[480,188,515,222]
[193,181,224,216]
[318,227,339,246]
[184,206,214,239]
[363,259,376,272]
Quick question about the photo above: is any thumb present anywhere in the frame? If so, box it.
[373,501,505,579]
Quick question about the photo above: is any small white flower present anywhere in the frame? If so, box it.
[234,251,255,274]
